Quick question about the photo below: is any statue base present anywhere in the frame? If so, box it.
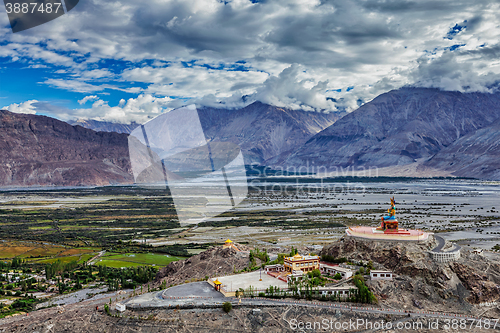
[346,226,429,241]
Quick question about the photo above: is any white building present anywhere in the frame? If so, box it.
[264,264,284,273]
[115,303,126,312]
[317,286,357,298]
[287,270,306,283]
[428,248,461,263]
[472,249,483,256]
[370,270,393,281]
[320,264,354,279]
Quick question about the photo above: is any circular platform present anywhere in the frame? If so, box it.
[346,226,429,241]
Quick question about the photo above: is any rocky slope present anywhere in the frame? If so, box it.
[155,243,253,286]
[7,88,500,186]
[321,236,500,309]
[197,101,342,165]
[424,118,500,180]
[284,88,500,178]
[0,110,133,186]
[0,298,420,333]
[70,102,342,166]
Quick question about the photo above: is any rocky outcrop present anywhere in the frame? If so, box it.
[0,110,133,186]
[322,236,500,306]
[320,236,435,278]
[451,262,500,304]
[155,243,252,286]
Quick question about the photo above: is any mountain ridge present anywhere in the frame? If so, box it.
[3,88,500,186]
[283,88,500,179]
[0,110,133,186]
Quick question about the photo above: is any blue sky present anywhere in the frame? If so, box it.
[1,0,499,124]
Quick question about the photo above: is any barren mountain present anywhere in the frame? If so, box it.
[6,88,500,187]
[197,101,343,165]
[69,102,342,166]
[0,110,133,187]
[284,88,500,177]
[424,118,500,180]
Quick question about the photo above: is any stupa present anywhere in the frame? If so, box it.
[346,196,429,241]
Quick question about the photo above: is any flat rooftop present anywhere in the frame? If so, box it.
[215,270,288,292]
[329,266,353,273]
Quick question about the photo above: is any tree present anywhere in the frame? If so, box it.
[222,301,232,313]
[333,273,342,280]
[353,274,377,304]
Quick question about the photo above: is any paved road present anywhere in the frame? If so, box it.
[88,250,106,265]
[161,282,224,299]
[431,235,446,252]
[431,235,461,253]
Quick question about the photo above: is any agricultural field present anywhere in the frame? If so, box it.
[95,253,185,268]
[0,186,179,247]
[0,241,66,259]
[2,179,500,255]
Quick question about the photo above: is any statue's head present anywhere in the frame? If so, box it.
[390,196,396,206]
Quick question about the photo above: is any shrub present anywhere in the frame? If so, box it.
[222,301,232,313]
[310,269,321,278]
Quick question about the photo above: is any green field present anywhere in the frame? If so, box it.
[34,256,81,264]
[78,253,95,264]
[95,259,144,268]
[96,252,184,268]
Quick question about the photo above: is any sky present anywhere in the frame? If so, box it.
[1,0,500,124]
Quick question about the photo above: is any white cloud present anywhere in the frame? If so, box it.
[122,63,268,99]
[43,78,105,93]
[43,78,144,94]
[78,95,99,105]
[3,100,39,114]
[11,95,174,124]
[2,0,500,119]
